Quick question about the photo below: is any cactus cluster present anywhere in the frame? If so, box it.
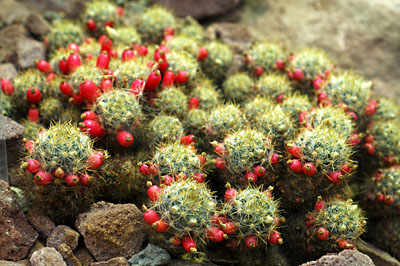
[256,73,293,102]
[222,72,254,104]
[246,42,286,75]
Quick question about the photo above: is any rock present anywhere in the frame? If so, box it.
[300,249,375,266]
[0,63,17,80]
[75,248,95,266]
[0,0,30,26]
[0,24,29,63]
[16,38,45,69]
[46,225,80,251]
[168,260,218,266]
[25,13,50,37]
[0,260,29,266]
[0,179,38,260]
[0,116,25,169]
[227,54,246,76]
[75,201,146,261]
[26,210,56,242]
[91,257,130,266]
[128,244,171,266]
[206,23,254,52]
[27,241,45,260]
[30,247,67,266]
[240,0,400,103]
[355,240,400,266]
[153,0,242,20]
[57,243,82,266]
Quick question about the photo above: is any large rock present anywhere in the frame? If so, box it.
[153,0,242,20]
[0,63,17,80]
[240,0,400,102]
[46,225,80,251]
[25,13,50,37]
[0,179,38,260]
[355,240,400,266]
[16,38,45,69]
[0,24,28,68]
[0,0,30,26]
[0,115,25,169]
[75,201,145,262]
[206,22,254,52]
[0,260,29,266]
[128,244,171,266]
[57,243,82,266]
[300,249,375,266]
[74,248,95,266]
[26,210,56,242]
[30,247,67,266]
[91,257,130,266]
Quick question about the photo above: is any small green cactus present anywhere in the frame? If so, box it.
[183,109,207,134]
[368,120,400,165]
[222,72,254,104]
[20,119,43,140]
[166,50,198,80]
[201,41,233,82]
[1,94,14,118]
[46,20,85,51]
[246,42,286,74]
[166,35,199,57]
[146,115,184,146]
[373,98,400,122]
[189,80,221,111]
[106,25,141,46]
[137,6,176,43]
[154,87,188,118]
[178,16,205,42]
[114,59,151,87]
[244,96,275,124]
[69,64,104,95]
[281,92,312,120]
[83,0,119,35]
[256,73,293,102]
[39,98,63,124]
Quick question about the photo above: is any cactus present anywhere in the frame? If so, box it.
[183,109,207,134]
[281,92,312,121]
[46,20,85,51]
[137,6,176,43]
[256,73,293,102]
[106,25,141,46]
[200,41,233,82]
[166,50,198,80]
[246,42,286,74]
[222,72,254,104]
[373,98,400,122]
[189,80,221,111]
[166,35,199,57]
[1,94,14,118]
[80,37,101,58]
[146,115,184,146]
[178,16,205,42]
[114,59,152,88]
[244,96,275,125]
[59,106,82,123]
[368,120,400,165]
[20,119,43,140]
[368,218,400,260]
[39,98,63,124]
[155,87,188,118]
[83,0,119,35]
[48,48,72,73]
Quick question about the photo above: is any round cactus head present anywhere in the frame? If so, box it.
[201,41,233,82]
[137,6,176,43]
[246,42,286,74]
[222,72,254,104]
[256,73,293,103]
[46,20,85,51]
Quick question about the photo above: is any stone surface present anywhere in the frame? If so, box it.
[91,257,130,266]
[26,13,50,36]
[75,248,95,266]
[57,243,82,266]
[355,240,400,266]
[26,210,56,242]
[16,38,45,69]
[46,225,80,251]
[128,244,171,266]
[0,0,30,26]
[0,63,17,80]
[0,260,29,266]
[75,201,145,261]
[240,0,400,103]
[153,0,242,20]
[27,241,45,260]
[1,115,25,169]
[0,24,28,68]
[30,247,67,266]
[206,22,254,52]
[300,249,375,266]
[0,179,38,261]
[168,261,218,266]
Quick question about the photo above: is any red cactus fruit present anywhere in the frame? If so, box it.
[197,154,206,167]
[36,60,52,74]
[53,168,65,178]
[276,59,285,70]
[317,91,328,103]
[193,173,206,183]
[293,69,305,81]
[221,222,237,234]
[253,165,266,177]
[80,80,101,104]
[130,79,145,96]
[338,239,354,249]
[162,71,175,88]
[180,135,196,145]
[116,131,134,147]
[364,101,377,116]
[317,227,329,241]
[26,88,42,104]
[347,111,358,122]
[348,133,361,146]
[302,162,317,176]
[87,19,96,31]
[225,188,237,202]
[197,48,209,61]
[59,81,73,96]
[160,175,174,186]
[340,163,352,174]
[245,172,258,183]
[28,108,39,122]
[144,71,162,91]
[385,195,394,205]
[306,215,315,227]
[176,71,189,85]
[96,52,110,70]
[81,111,99,122]
[147,185,161,201]
[245,235,258,248]
[207,227,225,242]
[80,174,94,185]
[139,163,150,176]
[326,171,343,183]
[148,163,159,176]
[152,220,169,232]
[67,53,82,73]
[100,79,113,92]
[169,236,181,246]
[87,152,104,169]
[71,93,84,105]
[268,231,283,244]
[364,135,374,144]
[215,157,226,170]
[1,78,14,95]
[286,144,302,158]
[22,159,41,173]
[33,171,53,186]
[254,66,264,76]
[298,112,309,123]
[182,236,197,253]
[100,37,113,53]
[287,159,302,173]
[271,153,281,165]
[315,196,325,212]
[143,209,160,225]
[363,143,375,155]
[79,119,105,138]
[188,97,199,110]
[121,49,134,61]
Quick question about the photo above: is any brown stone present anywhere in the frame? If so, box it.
[58,243,82,266]
[355,240,400,266]
[0,179,38,261]
[46,225,80,251]
[16,38,45,69]
[90,257,129,266]
[0,24,29,63]
[26,210,56,242]
[0,260,29,266]
[25,13,50,37]
[74,248,95,266]
[300,249,375,266]
[0,63,17,80]
[0,0,30,26]
[27,241,45,260]
[206,23,254,52]
[30,247,67,266]
[75,201,145,261]
[1,114,25,170]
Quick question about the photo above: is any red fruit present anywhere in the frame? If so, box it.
[253,165,266,177]
[364,135,374,144]
[375,172,383,182]
[67,53,82,73]
[224,188,237,202]
[340,163,352,174]
[53,168,65,178]
[287,159,302,173]
[313,77,323,90]
[71,93,84,105]
[116,6,124,16]
[169,236,181,246]
[376,192,384,202]
[144,71,162,91]
[254,66,264,76]
[148,163,159,176]
[36,60,52,73]
[59,81,73,96]
[99,79,113,92]
[80,174,94,185]
[326,171,343,183]
[101,38,113,53]
[348,133,361,146]
[81,111,99,122]
[116,131,134,147]
[214,143,227,155]
[298,112,309,123]
[28,108,39,122]
[193,173,205,183]
[338,239,354,249]
[1,78,13,95]
[363,143,375,155]
[180,135,196,145]
[315,196,325,212]
[305,215,315,227]
[384,156,395,166]
[207,227,225,242]
[245,235,258,248]
[143,209,160,225]
[67,43,80,54]
[293,69,305,81]
[22,159,41,173]
[245,172,257,183]
[33,171,53,186]
[136,45,148,56]
[96,52,110,70]
[79,119,105,137]
[139,163,150,176]
[26,88,42,104]
[268,231,283,244]
[317,91,328,103]
[152,220,168,232]
[286,144,302,158]
[211,214,228,225]
[104,20,114,28]
[302,162,317,176]
[317,227,329,241]
[87,19,96,31]
[337,103,348,112]
[197,155,206,167]
[385,195,394,205]
[347,111,358,122]
[275,59,285,70]
[222,222,237,234]
[147,185,161,201]
[182,236,197,253]
[87,152,104,169]
[164,27,174,36]
[188,97,199,110]
[215,157,226,170]
[271,153,280,165]
[121,49,134,61]
[176,71,189,85]
[25,140,35,152]
[160,175,174,186]
[80,80,101,103]
[276,94,285,103]
[161,71,175,88]
[46,72,56,83]
[130,79,145,96]
[364,102,377,116]
[197,48,209,61]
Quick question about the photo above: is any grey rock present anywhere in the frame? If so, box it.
[153,0,242,20]
[0,63,17,80]
[300,249,375,266]
[0,179,38,260]
[74,248,95,266]
[355,240,400,266]
[26,210,56,242]
[16,38,45,69]
[27,241,45,260]
[75,201,146,261]
[0,260,29,266]
[30,247,67,266]
[128,244,171,266]
[91,257,130,266]
[26,13,50,36]
[46,225,80,251]
[0,0,30,26]
[206,22,254,52]
[0,24,28,64]
[0,115,25,168]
